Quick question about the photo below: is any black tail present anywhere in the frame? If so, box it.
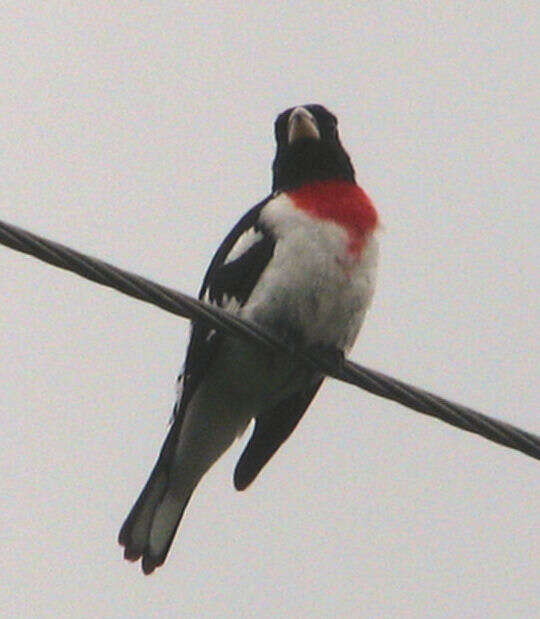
[118,421,193,575]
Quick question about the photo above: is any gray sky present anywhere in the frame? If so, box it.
[1,3,538,617]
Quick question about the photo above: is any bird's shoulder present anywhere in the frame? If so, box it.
[199,193,277,310]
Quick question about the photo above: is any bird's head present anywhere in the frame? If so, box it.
[272,104,355,192]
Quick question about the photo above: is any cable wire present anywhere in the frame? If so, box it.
[1,218,539,461]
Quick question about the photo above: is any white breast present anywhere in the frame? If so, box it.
[243,193,378,351]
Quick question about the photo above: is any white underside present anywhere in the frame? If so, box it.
[247,192,378,351]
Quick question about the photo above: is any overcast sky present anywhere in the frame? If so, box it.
[1,3,538,617]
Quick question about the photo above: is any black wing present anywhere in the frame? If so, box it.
[234,377,324,490]
[174,195,276,419]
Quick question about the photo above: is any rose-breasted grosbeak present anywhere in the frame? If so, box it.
[119,104,379,574]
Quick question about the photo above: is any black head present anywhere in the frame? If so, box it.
[272,104,355,192]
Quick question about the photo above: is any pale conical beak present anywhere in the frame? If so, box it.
[287,107,320,143]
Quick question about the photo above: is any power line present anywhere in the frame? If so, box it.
[1,218,539,461]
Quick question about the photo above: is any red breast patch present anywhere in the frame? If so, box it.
[287,180,378,255]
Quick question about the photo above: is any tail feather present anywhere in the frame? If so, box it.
[118,420,193,574]
[119,378,246,573]
[141,490,192,574]
[118,467,168,562]
[119,463,193,573]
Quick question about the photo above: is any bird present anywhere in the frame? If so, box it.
[118,104,379,574]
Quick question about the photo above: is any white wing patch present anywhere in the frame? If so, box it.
[224,228,264,264]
